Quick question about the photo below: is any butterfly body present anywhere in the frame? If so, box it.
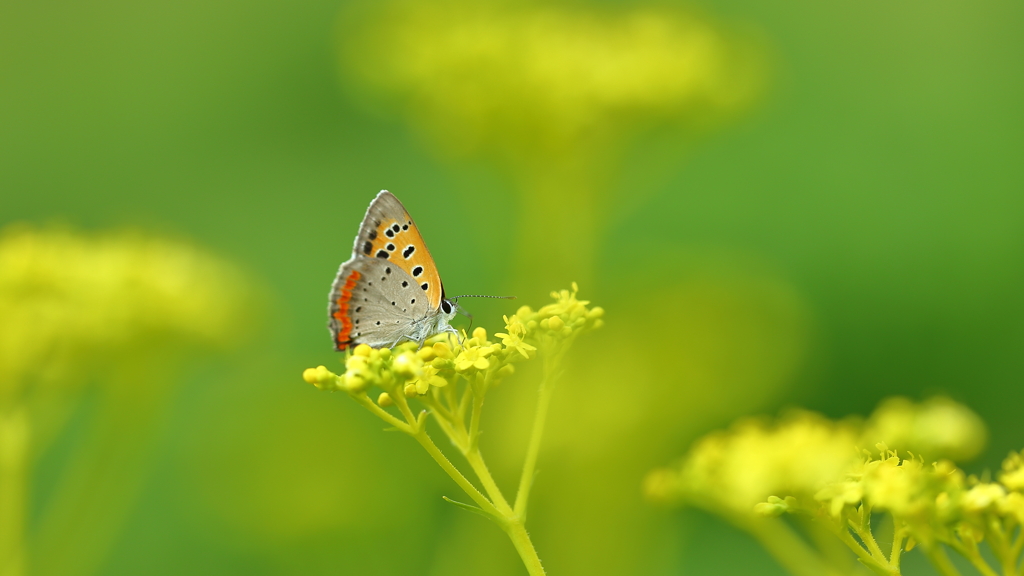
[329,191,458,350]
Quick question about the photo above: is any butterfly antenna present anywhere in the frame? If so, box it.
[451,295,514,332]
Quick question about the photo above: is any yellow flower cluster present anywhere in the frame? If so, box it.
[646,397,1020,576]
[0,226,255,402]
[644,410,862,515]
[338,1,767,154]
[645,397,989,515]
[303,284,603,403]
[302,286,602,574]
[812,446,1024,559]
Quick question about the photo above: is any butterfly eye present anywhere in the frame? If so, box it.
[441,301,452,314]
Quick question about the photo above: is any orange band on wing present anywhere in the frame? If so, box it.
[333,270,361,350]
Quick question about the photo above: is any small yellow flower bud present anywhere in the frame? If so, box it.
[404,383,418,397]
[548,316,564,331]
[344,372,368,392]
[345,355,368,372]
[378,347,391,359]
[392,352,420,378]
[431,358,449,369]
[417,346,436,360]
[377,392,393,407]
[353,344,373,357]
[302,367,320,385]
[587,306,605,319]
[472,327,487,341]
[754,502,784,517]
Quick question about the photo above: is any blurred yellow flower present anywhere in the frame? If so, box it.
[338,1,767,157]
[0,226,254,399]
[644,410,860,514]
[647,397,1021,576]
[0,225,259,576]
[861,396,987,461]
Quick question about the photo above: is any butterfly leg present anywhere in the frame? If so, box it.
[443,325,463,349]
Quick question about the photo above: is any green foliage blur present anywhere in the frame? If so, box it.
[1,0,1022,575]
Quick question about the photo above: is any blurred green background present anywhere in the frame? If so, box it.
[1,0,1022,574]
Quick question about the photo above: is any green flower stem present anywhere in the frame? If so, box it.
[468,390,484,453]
[412,429,500,518]
[424,387,545,575]
[419,395,461,445]
[1010,530,1024,572]
[986,517,1016,576]
[513,356,559,518]
[350,392,413,433]
[848,517,891,571]
[425,389,455,423]
[457,383,472,423]
[738,516,847,576]
[922,544,966,576]
[464,448,512,512]
[889,517,905,569]
[0,406,28,576]
[947,539,1000,576]
[825,519,894,576]
[503,516,547,576]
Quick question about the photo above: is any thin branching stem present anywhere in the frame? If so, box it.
[946,538,1000,576]
[923,544,967,576]
[513,352,560,519]
[351,392,413,433]
[889,516,905,569]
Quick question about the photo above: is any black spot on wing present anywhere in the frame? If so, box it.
[421,283,428,291]
[368,230,377,241]
[385,228,395,239]
[403,245,415,258]
[412,266,423,277]
[401,281,408,287]
[386,243,395,251]
[376,250,389,259]
[392,224,401,233]
[363,241,372,255]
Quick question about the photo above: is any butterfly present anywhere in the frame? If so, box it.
[328,190,460,350]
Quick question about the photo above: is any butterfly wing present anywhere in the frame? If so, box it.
[329,256,433,350]
[350,191,445,309]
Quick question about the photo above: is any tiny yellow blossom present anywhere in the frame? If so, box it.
[377,392,393,407]
[391,351,422,379]
[413,365,448,394]
[999,451,1024,491]
[962,483,1006,512]
[455,347,491,372]
[494,314,537,359]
